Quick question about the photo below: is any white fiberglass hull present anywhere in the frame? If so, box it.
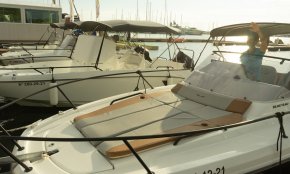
[10,86,290,174]
[0,69,188,106]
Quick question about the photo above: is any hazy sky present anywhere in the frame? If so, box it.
[1,0,290,30]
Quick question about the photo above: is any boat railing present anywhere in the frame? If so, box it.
[0,69,184,110]
[0,65,104,75]
[0,108,288,173]
[213,50,290,64]
[0,54,73,65]
[0,68,288,173]
[0,51,190,74]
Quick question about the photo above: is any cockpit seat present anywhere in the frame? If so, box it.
[259,65,277,84]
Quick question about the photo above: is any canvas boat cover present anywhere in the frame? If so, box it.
[78,20,181,34]
[210,22,290,37]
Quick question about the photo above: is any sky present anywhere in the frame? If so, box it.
[1,0,290,31]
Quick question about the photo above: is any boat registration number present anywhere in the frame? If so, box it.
[18,81,46,86]
[201,166,225,174]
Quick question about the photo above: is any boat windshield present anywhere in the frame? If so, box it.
[187,50,290,101]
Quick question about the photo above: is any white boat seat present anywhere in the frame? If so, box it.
[259,65,277,84]
[199,61,278,85]
[74,88,249,159]
[275,72,290,90]
[171,82,252,114]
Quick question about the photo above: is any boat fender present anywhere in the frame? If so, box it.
[49,82,58,106]
[167,77,174,85]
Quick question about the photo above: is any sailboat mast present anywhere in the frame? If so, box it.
[96,0,100,20]
[69,0,74,21]
[136,0,139,20]
[164,0,167,25]
[146,0,148,21]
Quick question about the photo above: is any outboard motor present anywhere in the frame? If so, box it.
[173,51,193,69]
[134,45,152,62]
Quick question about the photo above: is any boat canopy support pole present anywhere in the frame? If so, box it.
[0,143,32,172]
[193,36,211,70]
[123,140,154,174]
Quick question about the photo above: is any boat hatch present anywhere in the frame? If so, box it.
[45,123,113,173]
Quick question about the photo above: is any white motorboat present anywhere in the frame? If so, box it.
[0,22,79,66]
[2,22,290,173]
[0,20,193,107]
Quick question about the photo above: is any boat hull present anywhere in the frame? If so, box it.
[0,70,189,106]
[9,86,290,174]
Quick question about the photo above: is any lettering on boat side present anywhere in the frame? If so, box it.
[200,166,225,174]
[9,60,25,64]
[273,102,289,109]
[196,93,205,98]
[18,81,46,86]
